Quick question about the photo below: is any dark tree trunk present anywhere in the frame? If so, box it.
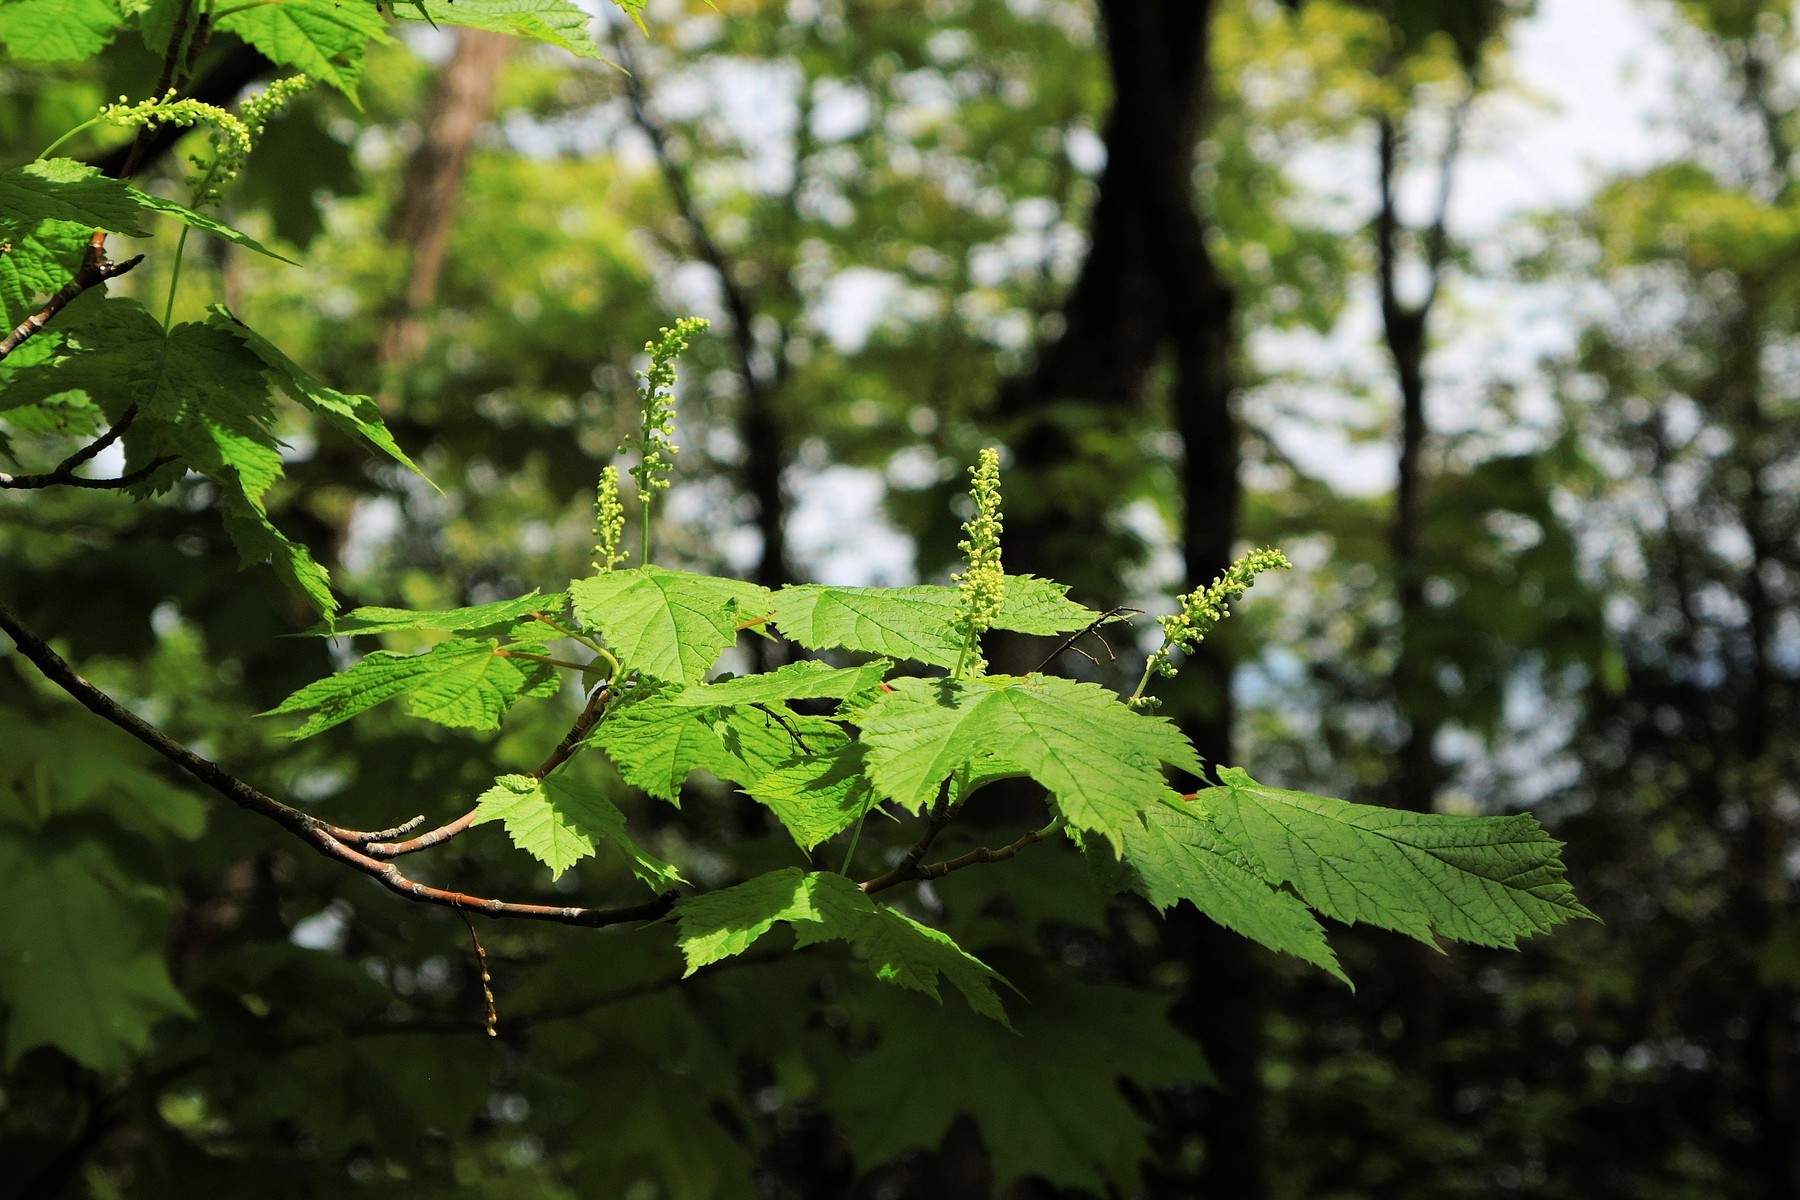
[994,2,1262,1194]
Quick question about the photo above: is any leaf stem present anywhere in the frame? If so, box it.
[494,649,591,673]
[162,226,193,328]
[531,611,609,656]
[37,120,100,162]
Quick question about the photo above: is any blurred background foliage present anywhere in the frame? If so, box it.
[1,0,1796,1196]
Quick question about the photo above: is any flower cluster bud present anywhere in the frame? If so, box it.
[592,465,627,573]
[627,317,709,500]
[951,447,1007,677]
[1144,547,1290,680]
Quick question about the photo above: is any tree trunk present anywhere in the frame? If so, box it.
[993,1,1262,1194]
[379,31,513,383]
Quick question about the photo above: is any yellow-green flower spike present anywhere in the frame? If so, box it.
[627,316,709,502]
[99,77,313,211]
[623,316,708,564]
[1131,547,1290,709]
[592,465,627,574]
[951,447,1007,679]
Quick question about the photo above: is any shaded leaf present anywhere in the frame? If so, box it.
[263,638,558,738]
[674,868,1007,1020]
[0,834,191,1072]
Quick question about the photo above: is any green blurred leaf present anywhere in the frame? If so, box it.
[0,833,191,1072]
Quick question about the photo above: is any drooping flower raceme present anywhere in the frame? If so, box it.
[1131,546,1290,708]
[97,76,312,211]
[952,447,1006,679]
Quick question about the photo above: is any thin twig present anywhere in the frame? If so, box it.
[0,599,670,928]
[359,684,610,858]
[1032,606,1137,673]
[912,817,1065,884]
[0,239,145,364]
[460,912,498,1037]
[856,793,956,894]
[324,814,427,844]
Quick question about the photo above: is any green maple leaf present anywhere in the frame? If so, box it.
[673,867,1008,1021]
[1202,767,1597,948]
[2,297,416,616]
[3,296,339,612]
[821,966,1211,1195]
[853,906,1007,1020]
[472,770,680,886]
[0,0,126,63]
[0,218,88,328]
[659,659,890,707]
[214,0,391,99]
[0,161,292,260]
[311,590,567,638]
[570,565,771,684]
[210,306,421,477]
[586,687,830,803]
[125,188,296,262]
[218,490,337,615]
[743,737,875,850]
[769,575,1102,669]
[857,674,1202,851]
[1120,796,1345,982]
[586,687,743,803]
[0,834,191,1072]
[991,574,1112,634]
[401,0,604,58]
[263,638,558,738]
[0,159,147,239]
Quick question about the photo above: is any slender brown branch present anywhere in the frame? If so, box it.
[857,795,956,894]
[0,238,144,364]
[914,817,1065,883]
[324,814,427,843]
[0,599,669,928]
[461,912,498,1037]
[359,684,610,858]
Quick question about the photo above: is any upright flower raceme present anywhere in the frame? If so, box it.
[592,465,626,573]
[952,447,1007,679]
[628,318,709,502]
[624,317,709,562]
